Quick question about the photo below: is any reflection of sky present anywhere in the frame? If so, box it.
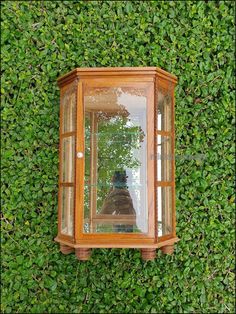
[117,90,148,233]
[158,187,162,236]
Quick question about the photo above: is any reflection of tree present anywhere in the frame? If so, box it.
[96,113,144,213]
[84,87,146,233]
[84,111,145,221]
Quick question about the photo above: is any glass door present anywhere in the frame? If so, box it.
[78,81,154,238]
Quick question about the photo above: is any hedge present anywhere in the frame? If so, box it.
[1,1,235,313]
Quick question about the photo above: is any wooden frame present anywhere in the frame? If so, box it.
[55,67,179,260]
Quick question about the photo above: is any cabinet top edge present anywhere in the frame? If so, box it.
[57,67,178,87]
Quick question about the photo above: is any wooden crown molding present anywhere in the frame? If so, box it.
[57,67,178,87]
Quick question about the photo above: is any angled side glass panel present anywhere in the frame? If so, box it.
[157,135,172,182]
[157,186,172,236]
[61,187,74,236]
[157,85,172,131]
[60,83,76,237]
[62,84,76,133]
[84,86,149,234]
[62,136,75,183]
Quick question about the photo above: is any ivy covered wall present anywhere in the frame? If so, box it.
[1,1,235,313]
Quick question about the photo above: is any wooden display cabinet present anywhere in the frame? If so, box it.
[55,67,179,261]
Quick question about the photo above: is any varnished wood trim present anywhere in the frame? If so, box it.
[54,236,179,248]
[75,81,84,242]
[156,181,174,187]
[158,234,173,241]
[156,72,177,84]
[156,67,177,81]
[61,131,76,138]
[81,76,155,82]
[82,79,154,87]
[157,237,179,248]
[77,238,155,245]
[155,130,172,136]
[80,233,153,240]
[57,67,177,87]
[171,85,176,236]
[55,233,75,243]
[59,183,74,187]
[59,74,154,87]
[57,70,78,87]
[58,67,156,84]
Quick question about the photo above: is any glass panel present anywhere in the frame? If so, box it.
[157,87,172,131]
[62,136,75,183]
[157,135,172,181]
[84,86,149,234]
[61,187,74,236]
[157,186,172,236]
[62,85,76,133]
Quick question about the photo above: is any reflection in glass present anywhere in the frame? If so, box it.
[62,136,75,183]
[61,187,74,236]
[157,88,172,131]
[157,186,172,236]
[84,86,148,233]
[62,85,76,133]
[157,135,172,182]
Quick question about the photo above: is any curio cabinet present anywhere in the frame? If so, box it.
[55,67,179,261]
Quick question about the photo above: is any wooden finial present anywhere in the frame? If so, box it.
[60,244,75,255]
[75,248,91,261]
[141,248,156,261]
[160,245,174,255]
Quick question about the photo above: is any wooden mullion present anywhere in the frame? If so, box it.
[155,130,172,136]
[156,181,174,187]
[60,182,74,187]
[171,83,176,237]
[75,80,84,242]
[61,131,76,138]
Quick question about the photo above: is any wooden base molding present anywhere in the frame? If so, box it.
[160,245,174,255]
[141,248,156,261]
[75,248,91,261]
[56,237,179,261]
[54,236,179,248]
[60,244,75,255]
[58,244,176,261]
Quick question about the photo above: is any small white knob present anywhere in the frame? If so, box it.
[77,152,84,158]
